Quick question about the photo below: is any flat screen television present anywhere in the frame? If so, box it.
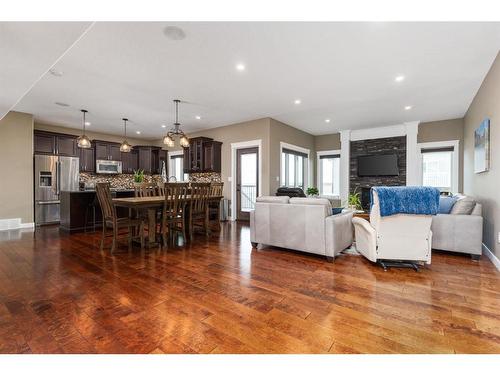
[357,154,399,177]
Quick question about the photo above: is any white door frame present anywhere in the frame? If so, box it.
[167,150,184,181]
[230,140,262,221]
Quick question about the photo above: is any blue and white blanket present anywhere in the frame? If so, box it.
[370,186,440,217]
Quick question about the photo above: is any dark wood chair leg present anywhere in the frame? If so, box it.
[100,224,106,250]
[111,226,117,253]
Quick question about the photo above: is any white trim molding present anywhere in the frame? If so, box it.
[279,141,311,190]
[483,243,500,272]
[0,218,35,231]
[339,130,351,204]
[316,149,341,198]
[230,139,262,221]
[417,140,460,194]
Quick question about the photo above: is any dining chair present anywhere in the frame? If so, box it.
[209,182,224,231]
[134,182,161,238]
[189,182,211,240]
[95,183,145,253]
[161,182,189,247]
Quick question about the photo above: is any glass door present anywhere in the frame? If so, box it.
[236,147,258,221]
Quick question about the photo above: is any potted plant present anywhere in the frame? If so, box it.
[347,189,362,211]
[306,187,319,197]
[133,169,145,183]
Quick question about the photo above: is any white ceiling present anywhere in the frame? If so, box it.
[0,22,92,119]
[7,22,500,138]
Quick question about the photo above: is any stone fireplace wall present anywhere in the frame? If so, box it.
[350,136,407,196]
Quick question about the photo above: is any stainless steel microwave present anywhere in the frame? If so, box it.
[96,159,122,174]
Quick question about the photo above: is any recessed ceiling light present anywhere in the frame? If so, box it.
[325,119,331,123]
[84,122,91,126]
[54,102,69,107]
[136,131,141,134]
[395,75,405,82]
[163,26,186,40]
[195,115,201,120]
[404,105,412,110]
[161,124,166,128]
[294,99,301,105]
[236,63,246,71]
[49,69,63,77]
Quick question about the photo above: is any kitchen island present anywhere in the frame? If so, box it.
[59,189,135,233]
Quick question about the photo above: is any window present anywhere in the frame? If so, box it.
[421,146,455,192]
[281,147,307,189]
[169,154,188,182]
[319,154,340,197]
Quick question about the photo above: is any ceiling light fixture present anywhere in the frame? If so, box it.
[294,99,301,105]
[195,115,201,120]
[161,124,167,128]
[163,99,190,148]
[325,119,331,123]
[395,75,405,82]
[85,121,91,126]
[136,131,141,135]
[236,63,246,71]
[77,110,91,149]
[404,105,412,110]
[119,118,132,153]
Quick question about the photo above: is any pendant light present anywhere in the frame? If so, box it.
[163,99,190,148]
[77,109,91,148]
[119,118,132,153]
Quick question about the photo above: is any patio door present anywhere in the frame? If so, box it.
[236,147,259,221]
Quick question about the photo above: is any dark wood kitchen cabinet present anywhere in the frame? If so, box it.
[79,143,95,173]
[183,137,222,173]
[34,130,78,157]
[137,146,164,174]
[121,149,138,174]
[94,141,122,161]
[203,141,222,172]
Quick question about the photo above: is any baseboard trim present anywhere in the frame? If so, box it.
[0,218,35,231]
[482,243,500,272]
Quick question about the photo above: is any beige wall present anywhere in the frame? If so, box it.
[418,118,465,192]
[269,118,316,193]
[34,122,150,146]
[464,52,500,258]
[0,111,34,224]
[314,133,341,152]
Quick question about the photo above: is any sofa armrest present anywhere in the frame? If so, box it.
[325,211,354,257]
[352,217,377,262]
[431,214,483,255]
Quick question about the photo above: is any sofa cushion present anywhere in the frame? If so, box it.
[289,197,332,217]
[439,196,458,214]
[450,196,476,215]
[256,196,289,204]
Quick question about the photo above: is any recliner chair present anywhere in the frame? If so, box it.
[352,189,433,270]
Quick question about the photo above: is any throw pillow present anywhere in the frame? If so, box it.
[438,196,458,214]
[450,196,476,215]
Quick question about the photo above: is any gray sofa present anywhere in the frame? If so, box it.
[249,196,354,260]
[431,199,483,258]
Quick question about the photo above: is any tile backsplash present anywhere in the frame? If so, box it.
[79,172,221,189]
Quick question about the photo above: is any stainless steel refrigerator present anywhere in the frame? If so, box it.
[34,155,79,225]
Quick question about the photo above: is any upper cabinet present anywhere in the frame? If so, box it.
[94,141,122,161]
[183,137,222,173]
[79,143,95,173]
[121,149,139,174]
[34,131,78,157]
[136,146,166,174]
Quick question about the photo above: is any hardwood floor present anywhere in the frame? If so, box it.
[0,223,499,354]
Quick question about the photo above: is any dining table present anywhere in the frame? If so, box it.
[112,195,224,247]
